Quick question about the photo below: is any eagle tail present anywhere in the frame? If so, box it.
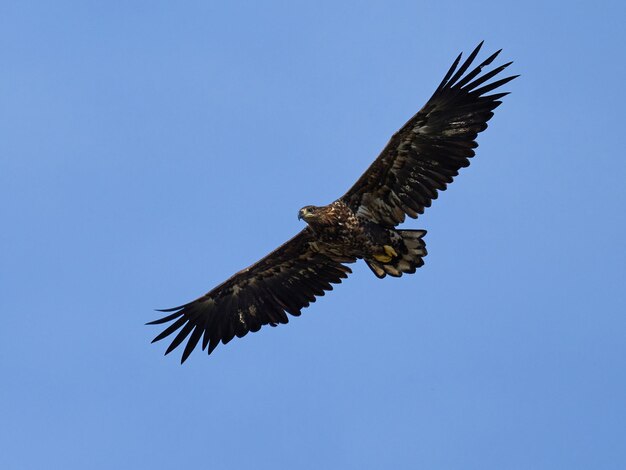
[365,229,427,279]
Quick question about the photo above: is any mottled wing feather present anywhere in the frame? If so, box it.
[148,229,354,363]
[341,42,518,226]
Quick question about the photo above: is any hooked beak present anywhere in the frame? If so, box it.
[298,208,313,221]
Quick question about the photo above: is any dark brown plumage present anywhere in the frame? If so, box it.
[148,42,517,362]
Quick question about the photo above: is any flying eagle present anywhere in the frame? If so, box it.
[149,42,517,363]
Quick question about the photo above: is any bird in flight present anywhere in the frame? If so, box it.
[148,42,517,363]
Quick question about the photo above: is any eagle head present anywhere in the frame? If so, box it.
[298,205,320,223]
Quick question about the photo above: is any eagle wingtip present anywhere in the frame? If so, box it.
[155,305,185,313]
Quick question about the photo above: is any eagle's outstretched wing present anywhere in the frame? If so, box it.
[148,229,354,363]
[341,42,518,226]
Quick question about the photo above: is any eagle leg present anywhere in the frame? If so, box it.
[384,245,398,257]
[373,245,398,263]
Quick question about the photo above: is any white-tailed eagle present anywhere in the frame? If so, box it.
[148,42,517,362]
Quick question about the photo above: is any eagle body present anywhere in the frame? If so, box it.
[300,200,427,278]
[149,42,518,362]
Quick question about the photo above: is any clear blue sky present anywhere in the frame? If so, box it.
[2,1,625,469]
